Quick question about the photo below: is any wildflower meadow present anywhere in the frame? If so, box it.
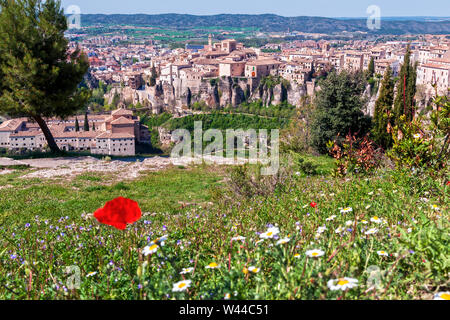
[0,163,448,300]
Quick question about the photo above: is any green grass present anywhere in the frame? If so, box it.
[0,162,448,300]
[0,166,222,224]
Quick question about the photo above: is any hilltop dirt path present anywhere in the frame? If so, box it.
[0,156,173,180]
[0,155,248,181]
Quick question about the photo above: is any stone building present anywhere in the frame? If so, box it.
[245,59,282,79]
[0,107,148,156]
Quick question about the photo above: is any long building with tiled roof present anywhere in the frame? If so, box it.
[0,108,151,156]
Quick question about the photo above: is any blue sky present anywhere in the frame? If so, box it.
[60,0,449,17]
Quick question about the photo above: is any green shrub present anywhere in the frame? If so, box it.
[387,94,449,177]
[297,157,319,176]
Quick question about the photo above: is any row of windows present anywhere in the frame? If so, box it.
[12,137,34,141]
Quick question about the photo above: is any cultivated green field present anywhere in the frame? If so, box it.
[0,158,448,300]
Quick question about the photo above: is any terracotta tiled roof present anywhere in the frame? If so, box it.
[421,63,450,71]
[192,58,220,65]
[111,116,135,125]
[0,119,25,132]
[111,108,133,116]
[246,59,282,66]
[96,132,135,139]
[10,130,42,137]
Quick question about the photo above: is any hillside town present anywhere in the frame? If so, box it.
[1,33,449,156]
[81,34,450,111]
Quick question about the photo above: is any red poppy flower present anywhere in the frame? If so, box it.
[310,202,317,208]
[94,197,142,230]
[447,181,450,186]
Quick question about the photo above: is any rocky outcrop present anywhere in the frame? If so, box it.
[83,72,99,89]
[105,76,309,113]
[364,83,381,117]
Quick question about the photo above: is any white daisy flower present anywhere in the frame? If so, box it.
[180,267,194,275]
[370,216,382,224]
[276,237,290,245]
[86,272,97,277]
[172,280,192,292]
[294,253,301,259]
[260,227,280,239]
[377,250,388,257]
[360,220,369,225]
[224,293,231,300]
[143,244,159,256]
[340,207,353,214]
[345,220,354,227]
[327,277,358,291]
[413,134,421,139]
[232,236,246,242]
[248,266,260,273]
[326,215,337,221]
[365,228,379,235]
[306,249,325,258]
[434,292,450,300]
[431,204,440,211]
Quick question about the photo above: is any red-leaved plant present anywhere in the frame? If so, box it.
[327,133,384,176]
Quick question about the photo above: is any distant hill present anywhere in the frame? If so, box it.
[78,14,450,35]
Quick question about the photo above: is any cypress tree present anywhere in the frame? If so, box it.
[393,45,417,124]
[92,122,96,131]
[75,117,80,132]
[368,57,375,78]
[372,66,394,149]
[84,113,89,131]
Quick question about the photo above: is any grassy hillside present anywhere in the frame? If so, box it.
[0,160,447,300]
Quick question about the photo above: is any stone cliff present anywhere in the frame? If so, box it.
[104,77,311,113]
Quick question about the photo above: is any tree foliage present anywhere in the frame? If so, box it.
[0,0,89,152]
[311,70,372,154]
[84,113,89,131]
[75,117,80,132]
[372,66,395,149]
[367,57,375,79]
[393,45,417,125]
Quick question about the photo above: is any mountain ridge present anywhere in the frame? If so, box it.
[77,13,450,34]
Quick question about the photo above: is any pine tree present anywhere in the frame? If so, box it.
[393,45,417,124]
[372,66,394,149]
[75,117,80,132]
[0,0,89,153]
[84,113,89,131]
